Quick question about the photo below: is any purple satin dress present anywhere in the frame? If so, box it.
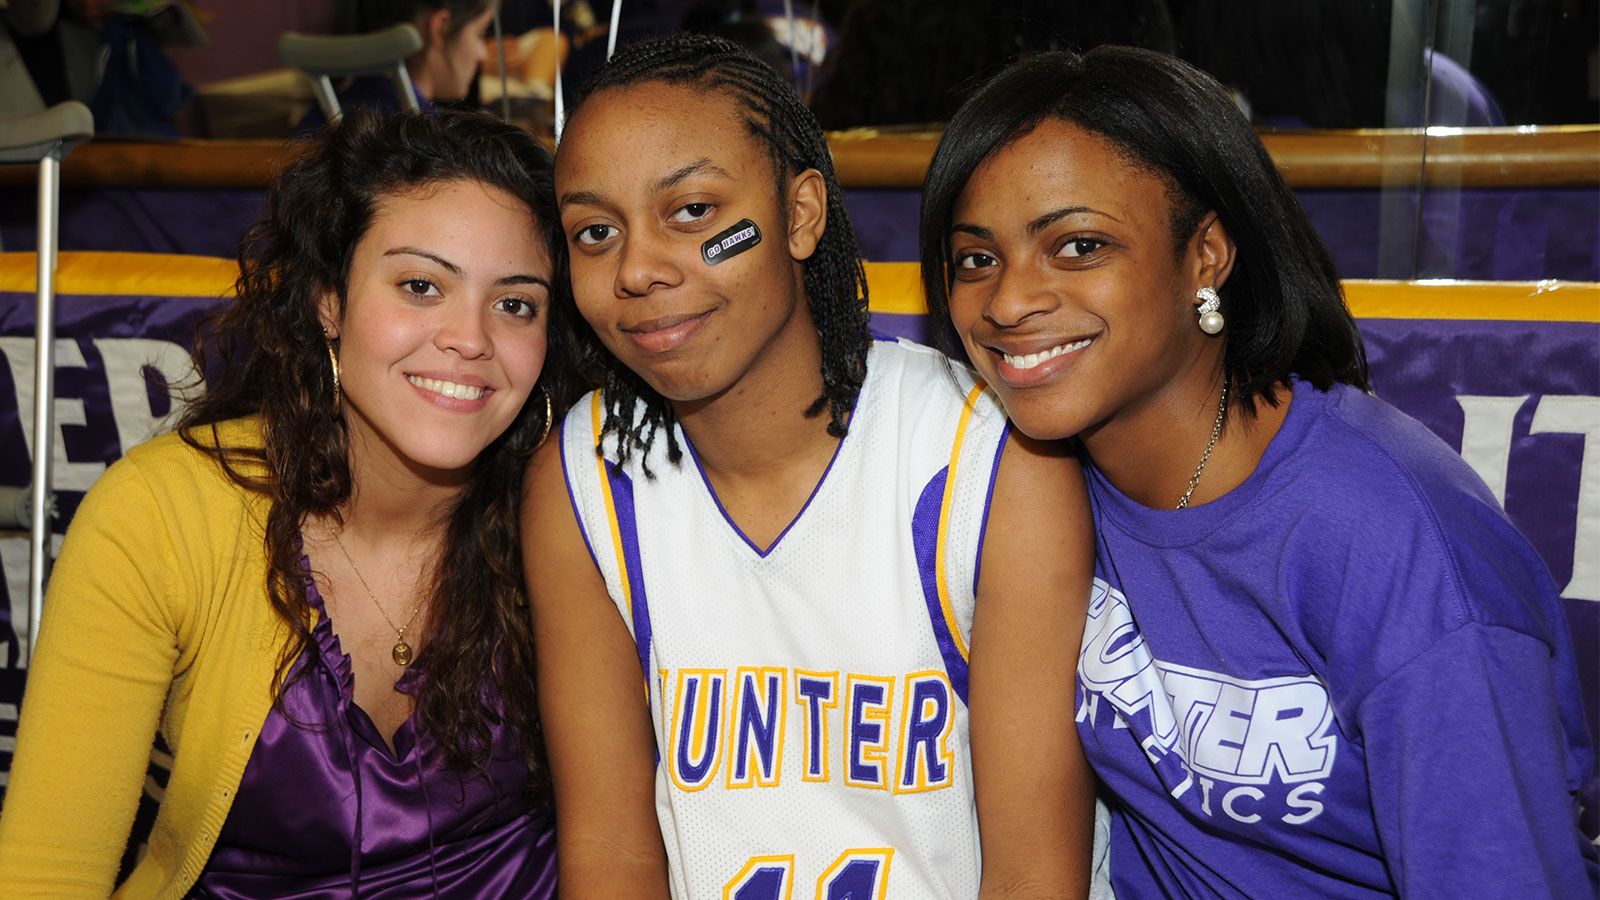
[188,570,556,898]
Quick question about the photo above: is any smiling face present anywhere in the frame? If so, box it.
[322,178,551,479]
[946,118,1231,443]
[555,80,825,405]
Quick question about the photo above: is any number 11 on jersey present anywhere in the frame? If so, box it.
[725,849,895,900]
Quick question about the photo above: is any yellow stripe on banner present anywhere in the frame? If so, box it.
[0,251,237,298]
[591,392,635,621]
[865,262,927,316]
[4,253,1592,322]
[1341,280,1600,322]
[934,383,986,664]
[862,261,1600,324]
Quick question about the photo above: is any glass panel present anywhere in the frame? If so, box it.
[1452,0,1598,126]
[1413,0,1599,280]
[0,1,1593,279]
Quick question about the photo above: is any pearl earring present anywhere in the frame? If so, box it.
[1196,287,1225,335]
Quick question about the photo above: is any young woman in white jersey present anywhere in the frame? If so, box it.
[523,33,1099,899]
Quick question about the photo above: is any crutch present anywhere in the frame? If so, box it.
[0,101,94,664]
[277,23,424,123]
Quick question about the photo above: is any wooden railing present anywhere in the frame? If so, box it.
[1,126,1595,191]
[829,125,1600,189]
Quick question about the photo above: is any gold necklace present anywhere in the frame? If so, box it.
[331,532,425,666]
[1177,381,1230,510]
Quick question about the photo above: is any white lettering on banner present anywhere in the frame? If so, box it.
[92,338,194,451]
[0,338,107,490]
[1,702,17,787]
[1529,396,1600,602]
[2,533,63,669]
[1453,393,1600,603]
[1456,394,1530,506]
[0,338,200,670]
[3,535,22,668]
[1,337,198,493]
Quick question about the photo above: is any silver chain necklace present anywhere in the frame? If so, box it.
[1177,381,1230,510]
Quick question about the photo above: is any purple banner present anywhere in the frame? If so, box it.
[840,188,1600,281]
[0,289,219,773]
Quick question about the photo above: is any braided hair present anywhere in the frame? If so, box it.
[564,32,871,468]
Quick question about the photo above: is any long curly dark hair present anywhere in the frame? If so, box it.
[564,32,872,468]
[176,109,584,794]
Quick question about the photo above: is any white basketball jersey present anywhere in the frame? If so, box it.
[561,338,1010,900]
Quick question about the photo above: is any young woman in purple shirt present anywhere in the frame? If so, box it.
[919,47,1598,899]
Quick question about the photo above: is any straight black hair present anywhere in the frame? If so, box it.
[919,46,1369,417]
[563,31,871,468]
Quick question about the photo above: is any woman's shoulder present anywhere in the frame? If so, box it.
[59,417,270,617]
[1282,382,1560,642]
[101,416,267,511]
[558,386,653,472]
[131,414,261,458]
[869,336,1006,426]
[1266,382,1487,518]
[864,338,1011,503]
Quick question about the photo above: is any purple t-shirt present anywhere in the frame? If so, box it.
[1077,379,1598,898]
[188,569,555,898]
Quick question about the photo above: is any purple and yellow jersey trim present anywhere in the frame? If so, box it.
[911,382,1002,705]
[588,392,656,694]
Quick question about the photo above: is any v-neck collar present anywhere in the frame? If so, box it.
[301,547,422,762]
[679,420,853,558]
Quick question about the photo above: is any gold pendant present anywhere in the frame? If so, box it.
[392,640,413,667]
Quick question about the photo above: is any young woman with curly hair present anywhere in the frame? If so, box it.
[0,108,581,897]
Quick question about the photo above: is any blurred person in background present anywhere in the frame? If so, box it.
[7,0,200,136]
[681,0,797,78]
[1175,0,1504,128]
[0,0,58,118]
[298,0,494,131]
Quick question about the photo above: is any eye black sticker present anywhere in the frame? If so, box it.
[701,219,762,266]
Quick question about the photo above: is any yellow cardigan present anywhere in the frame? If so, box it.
[0,418,288,898]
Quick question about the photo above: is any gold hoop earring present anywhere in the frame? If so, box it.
[324,336,341,415]
[536,386,554,446]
